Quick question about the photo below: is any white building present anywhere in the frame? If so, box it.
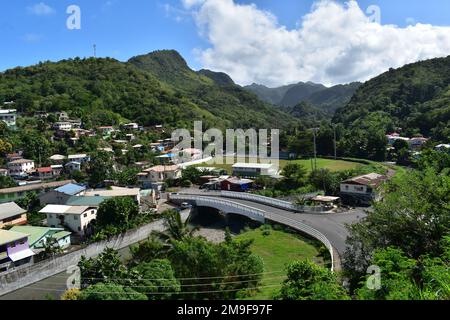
[84,186,141,204]
[0,109,17,127]
[68,154,90,163]
[52,122,73,131]
[122,123,139,130]
[65,161,81,172]
[138,165,181,186]
[340,173,388,206]
[40,205,97,236]
[232,163,278,177]
[0,168,7,177]
[7,159,35,176]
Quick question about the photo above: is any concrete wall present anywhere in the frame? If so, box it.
[0,220,165,296]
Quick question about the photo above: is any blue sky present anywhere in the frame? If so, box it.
[1,1,449,85]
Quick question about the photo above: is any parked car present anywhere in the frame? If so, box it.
[180,202,192,209]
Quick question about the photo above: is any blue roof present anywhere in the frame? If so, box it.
[55,183,87,196]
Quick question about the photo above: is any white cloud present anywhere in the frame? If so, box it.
[27,2,55,16]
[185,0,450,87]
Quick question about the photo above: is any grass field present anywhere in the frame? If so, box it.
[236,227,324,300]
[196,157,363,174]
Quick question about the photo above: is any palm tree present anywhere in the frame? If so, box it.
[152,209,199,250]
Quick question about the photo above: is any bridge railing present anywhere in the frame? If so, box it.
[220,191,330,213]
[169,194,266,223]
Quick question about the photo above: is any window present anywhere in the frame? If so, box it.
[84,213,87,218]
[78,227,81,231]
[73,216,78,220]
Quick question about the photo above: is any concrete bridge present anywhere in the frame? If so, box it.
[169,191,368,272]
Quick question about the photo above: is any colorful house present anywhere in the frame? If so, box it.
[220,177,254,192]
[0,229,35,272]
[10,226,71,250]
[0,202,27,228]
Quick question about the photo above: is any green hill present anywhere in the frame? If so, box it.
[333,56,450,141]
[128,50,298,129]
[0,51,299,131]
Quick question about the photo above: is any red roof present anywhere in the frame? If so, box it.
[37,167,52,173]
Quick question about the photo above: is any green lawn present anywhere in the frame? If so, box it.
[196,157,363,175]
[236,227,324,300]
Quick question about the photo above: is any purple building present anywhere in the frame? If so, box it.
[0,229,35,273]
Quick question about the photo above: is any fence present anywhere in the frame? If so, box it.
[0,220,164,296]
[220,191,330,213]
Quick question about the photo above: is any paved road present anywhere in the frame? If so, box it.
[173,190,368,260]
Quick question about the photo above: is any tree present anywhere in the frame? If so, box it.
[0,176,16,189]
[168,236,264,300]
[309,169,339,195]
[181,166,205,184]
[61,288,81,300]
[276,260,349,300]
[153,210,198,249]
[78,248,131,287]
[79,283,147,301]
[344,169,450,289]
[96,197,140,231]
[133,259,180,300]
[356,247,419,300]
[0,138,12,156]
[86,151,115,187]
[130,236,166,265]
[281,163,308,189]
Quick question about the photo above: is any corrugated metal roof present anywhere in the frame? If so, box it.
[0,229,28,246]
[55,183,86,195]
[0,202,27,220]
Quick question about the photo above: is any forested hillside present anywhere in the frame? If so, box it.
[0,51,298,131]
[333,56,450,141]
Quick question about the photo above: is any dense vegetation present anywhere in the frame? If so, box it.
[334,55,450,141]
[0,50,298,132]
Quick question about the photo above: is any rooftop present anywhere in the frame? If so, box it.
[84,187,140,197]
[10,226,65,246]
[0,180,74,195]
[8,159,34,165]
[68,154,88,159]
[0,229,28,246]
[36,167,52,173]
[55,183,87,196]
[65,195,110,207]
[0,202,27,220]
[232,163,274,169]
[39,204,92,215]
[145,165,179,173]
[342,173,388,188]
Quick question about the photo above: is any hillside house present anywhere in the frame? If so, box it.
[340,173,388,206]
[0,180,74,204]
[138,165,181,188]
[0,230,35,272]
[0,109,17,128]
[7,159,35,176]
[232,163,278,178]
[84,187,141,204]
[0,202,27,229]
[39,183,87,205]
[40,205,97,236]
[52,122,72,131]
[10,226,71,250]
[68,154,90,164]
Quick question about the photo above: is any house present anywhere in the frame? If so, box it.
[40,205,97,236]
[35,167,53,180]
[0,168,7,177]
[0,180,74,204]
[0,229,35,272]
[65,195,109,207]
[435,144,450,152]
[0,202,27,228]
[0,109,17,127]
[386,134,410,146]
[52,122,73,131]
[138,165,181,187]
[55,112,69,121]
[51,165,63,177]
[49,154,67,163]
[84,187,141,204]
[340,173,389,206]
[68,154,90,164]
[220,177,254,192]
[97,126,115,136]
[10,226,71,250]
[65,161,81,172]
[409,137,429,150]
[7,159,35,176]
[39,183,87,205]
[122,123,139,130]
[232,163,278,177]
[6,153,23,162]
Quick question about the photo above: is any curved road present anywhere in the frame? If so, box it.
[173,190,368,269]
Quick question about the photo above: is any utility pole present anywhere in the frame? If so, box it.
[312,127,319,171]
[333,124,337,160]
[93,44,97,58]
